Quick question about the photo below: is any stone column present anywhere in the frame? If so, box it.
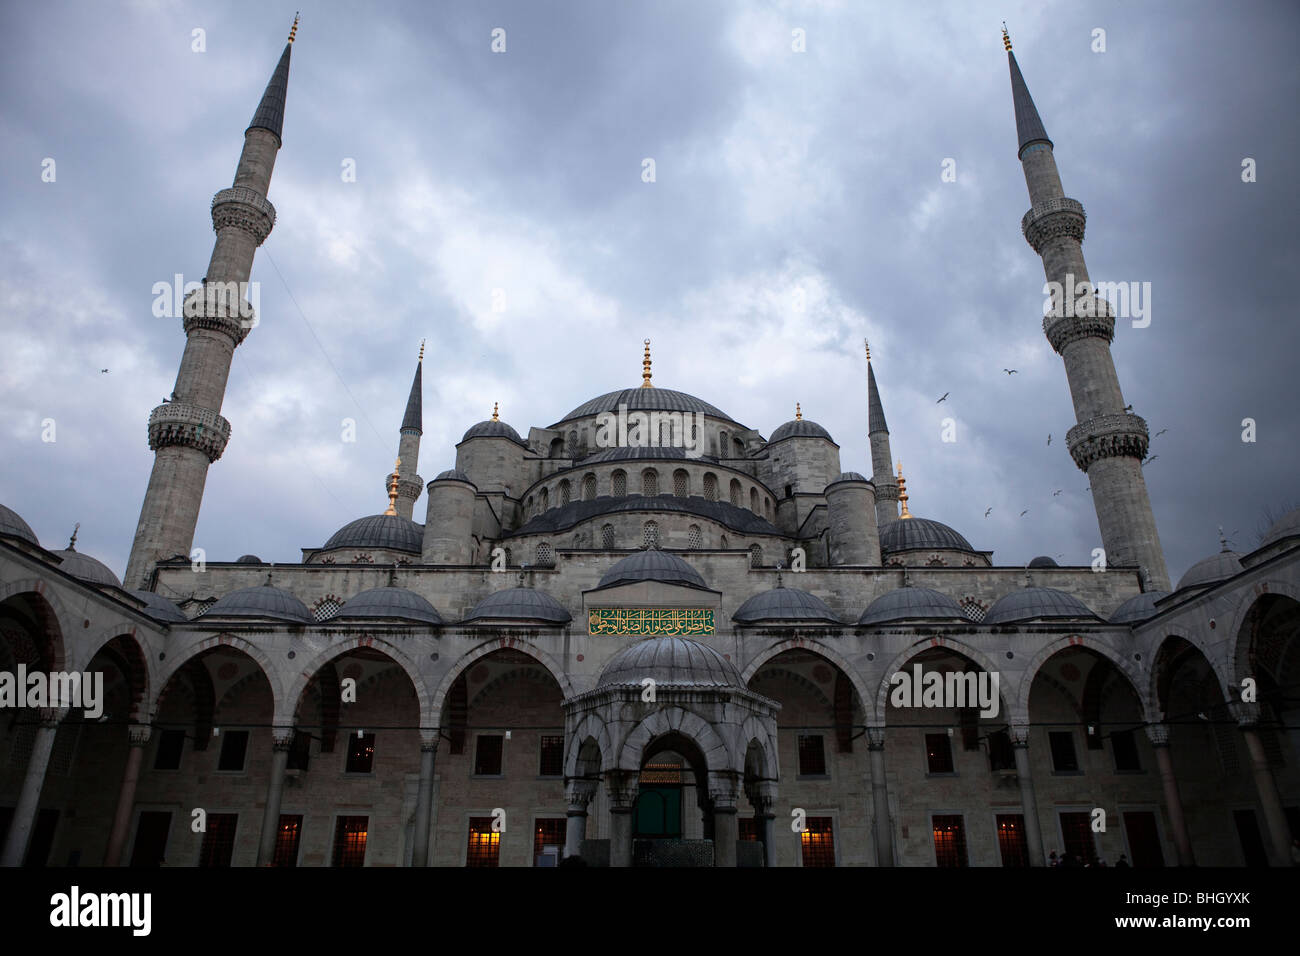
[710,773,741,867]
[746,781,778,868]
[1145,723,1194,866]
[1232,702,1292,866]
[0,709,62,867]
[606,771,636,868]
[1009,722,1046,867]
[411,733,439,867]
[103,724,151,866]
[564,779,596,859]
[256,727,295,866]
[867,726,894,867]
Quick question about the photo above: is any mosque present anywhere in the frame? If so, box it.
[0,21,1297,868]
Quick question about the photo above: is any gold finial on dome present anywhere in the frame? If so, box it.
[288,12,300,43]
[864,338,871,362]
[491,401,499,422]
[418,339,425,363]
[383,458,401,516]
[1002,22,1012,52]
[641,339,653,388]
[795,403,802,421]
[67,522,80,551]
[897,461,912,519]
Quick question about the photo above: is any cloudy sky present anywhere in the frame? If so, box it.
[1,0,1296,586]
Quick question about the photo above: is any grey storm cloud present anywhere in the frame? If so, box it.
[0,0,1295,583]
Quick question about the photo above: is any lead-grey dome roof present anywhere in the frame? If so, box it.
[432,468,474,484]
[463,587,571,624]
[461,419,528,445]
[858,586,965,625]
[596,550,707,591]
[733,586,840,624]
[577,446,717,465]
[129,589,188,623]
[880,517,975,553]
[1261,508,1300,548]
[205,584,313,624]
[1028,555,1059,568]
[0,504,38,546]
[834,471,868,483]
[52,549,121,588]
[329,587,442,625]
[1109,591,1171,625]
[236,554,262,564]
[323,514,423,553]
[596,637,744,689]
[769,419,833,443]
[984,587,1097,624]
[554,388,735,426]
[1176,550,1243,591]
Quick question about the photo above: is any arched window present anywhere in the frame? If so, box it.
[536,542,554,567]
[673,469,689,498]
[720,534,729,549]
[568,430,579,456]
[734,437,745,457]
[719,431,729,456]
[612,469,627,497]
[688,525,702,550]
[602,524,615,549]
[524,496,533,516]
[959,598,986,622]
[505,547,513,566]
[550,437,565,458]
[926,555,946,567]
[582,473,597,501]
[703,473,718,501]
[749,544,763,568]
[643,521,659,549]
[642,468,658,496]
[749,488,759,513]
[729,479,742,506]
[540,487,549,512]
[558,480,571,507]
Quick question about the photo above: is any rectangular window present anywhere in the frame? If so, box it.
[273,815,303,867]
[287,731,311,772]
[1059,811,1098,865]
[988,730,1015,771]
[475,734,504,776]
[345,732,375,773]
[996,814,1029,867]
[1111,729,1141,772]
[539,735,564,777]
[129,811,172,867]
[1122,811,1165,868]
[533,818,566,866]
[217,730,249,771]
[154,728,186,770]
[800,817,835,867]
[738,819,760,841]
[925,733,954,774]
[332,816,368,867]
[932,815,968,867]
[797,735,826,776]
[198,813,238,867]
[1049,731,1079,773]
[467,817,501,867]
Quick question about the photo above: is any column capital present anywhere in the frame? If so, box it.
[866,725,887,750]
[1228,699,1262,728]
[605,770,638,810]
[37,707,67,727]
[271,727,296,751]
[565,779,597,813]
[1008,721,1032,747]
[1144,722,1171,747]
[419,728,441,753]
[128,724,152,747]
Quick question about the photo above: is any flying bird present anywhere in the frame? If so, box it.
[1123,404,1133,412]
[1019,509,1029,517]
[1052,489,1062,496]
[1046,434,1052,445]
[1142,455,1158,466]
[1003,368,1018,375]
[937,392,949,403]
[100,368,109,373]
[1154,428,1168,437]
[984,507,992,518]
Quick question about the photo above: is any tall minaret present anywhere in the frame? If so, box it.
[393,343,425,521]
[125,18,299,587]
[1005,29,1169,590]
[865,340,899,528]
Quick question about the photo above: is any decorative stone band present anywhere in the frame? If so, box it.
[1022,197,1086,253]
[874,479,900,502]
[397,477,424,501]
[1066,412,1149,472]
[211,186,276,245]
[181,286,255,345]
[148,402,232,462]
[1043,310,1116,353]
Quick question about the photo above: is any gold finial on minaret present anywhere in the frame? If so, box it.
[795,403,802,421]
[1002,22,1012,52]
[67,522,80,551]
[418,339,425,363]
[383,458,401,515]
[864,338,871,363]
[641,339,653,388]
[491,401,499,422]
[896,461,912,519]
[288,12,300,43]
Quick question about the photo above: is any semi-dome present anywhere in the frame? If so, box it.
[461,419,527,445]
[596,550,707,591]
[329,587,442,625]
[858,586,965,625]
[880,517,975,553]
[511,494,780,537]
[205,584,312,623]
[463,587,571,624]
[0,504,39,546]
[1176,550,1243,591]
[984,587,1096,625]
[128,589,188,623]
[52,549,121,588]
[1028,555,1059,568]
[733,586,840,624]
[236,554,262,564]
[1109,591,1171,626]
[432,468,474,484]
[769,418,833,443]
[323,514,423,553]
[1260,508,1300,548]
[554,387,735,427]
[597,636,743,689]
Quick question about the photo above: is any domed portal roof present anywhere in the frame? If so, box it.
[597,637,743,690]
[596,550,707,590]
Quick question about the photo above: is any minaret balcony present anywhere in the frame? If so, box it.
[211,186,277,245]
[147,402,232,462]
[1022,196,1086,252]
[1065,413,1149,471]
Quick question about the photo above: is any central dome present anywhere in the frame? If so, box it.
[880,517,975,554]
[597,636,743,689]
[552,388,735,427]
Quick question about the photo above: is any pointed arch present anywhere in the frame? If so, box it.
[282,634,430,726]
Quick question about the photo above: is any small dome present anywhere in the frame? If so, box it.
[0,504,39,546]
[1028,555,1059,568]
[596,550,707,591]
[1176,550,1243,591]
[597,636,743,689]
[461,419,527,445]
[880,517,975,553]
[329,587,442,625]
[1109,591,1171,625]
[128,589,188,623]
[236,554,262,564]
[984,587,1096,625]
[834,471,868,483]
[205,584,313,624]
[858,586,965,625]
[323,514,423,553]
[463,587,571,624]
[432,468,474,484]
[733,587,840,624]
[52,549,121,588]
[769,419,833,443]
[1260,508,1300,548]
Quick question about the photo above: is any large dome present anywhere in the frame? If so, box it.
[596,636,744,689]
[323,514,423,553]
[733,586,840,624]
[596,550,707,590]
[1176,550,1243,591]
[769,419,833,443]
[858,586,965,625]
[461,419,527,445]
[205,584,313,623]
[463,587,571,624]
[880,517,975,553]
[553,388,735,426]
[52,549,121,588]
[328,587,442,625]
[1109,591,1171,625]
[984,587,1096,624]
[0,504,38,546]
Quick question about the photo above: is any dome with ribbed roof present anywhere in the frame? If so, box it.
[53,549,121,588]
[236,554,262,564]
[733,586,840,624]
[769,419,833,443]
[328,587,442,625]
[984,587,1096,624]
[433,468,474,484]
[1260,508,1300,548]
[0,504,38,546]
[323,514,423,553]
[554,388,735,426]
[858,586,965,625]
[597,636,743,689]
[596,550,707,591]
[833,472,868,483]
[461,419,527,445]
[205,584,312,623]
[1176,550,1243,591]
[463,587,571,624]
[1028,555,1058,568]
[880,517,975,553]
[1109,591,1171,626]
[129,589,188,623]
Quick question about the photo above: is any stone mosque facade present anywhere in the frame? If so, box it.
[1,25,1297,869]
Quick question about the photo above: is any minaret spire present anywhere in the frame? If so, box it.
[865,338,899,527]
[125,24,298,587]
[392,343,425,521]
[1008,35,1170,590]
